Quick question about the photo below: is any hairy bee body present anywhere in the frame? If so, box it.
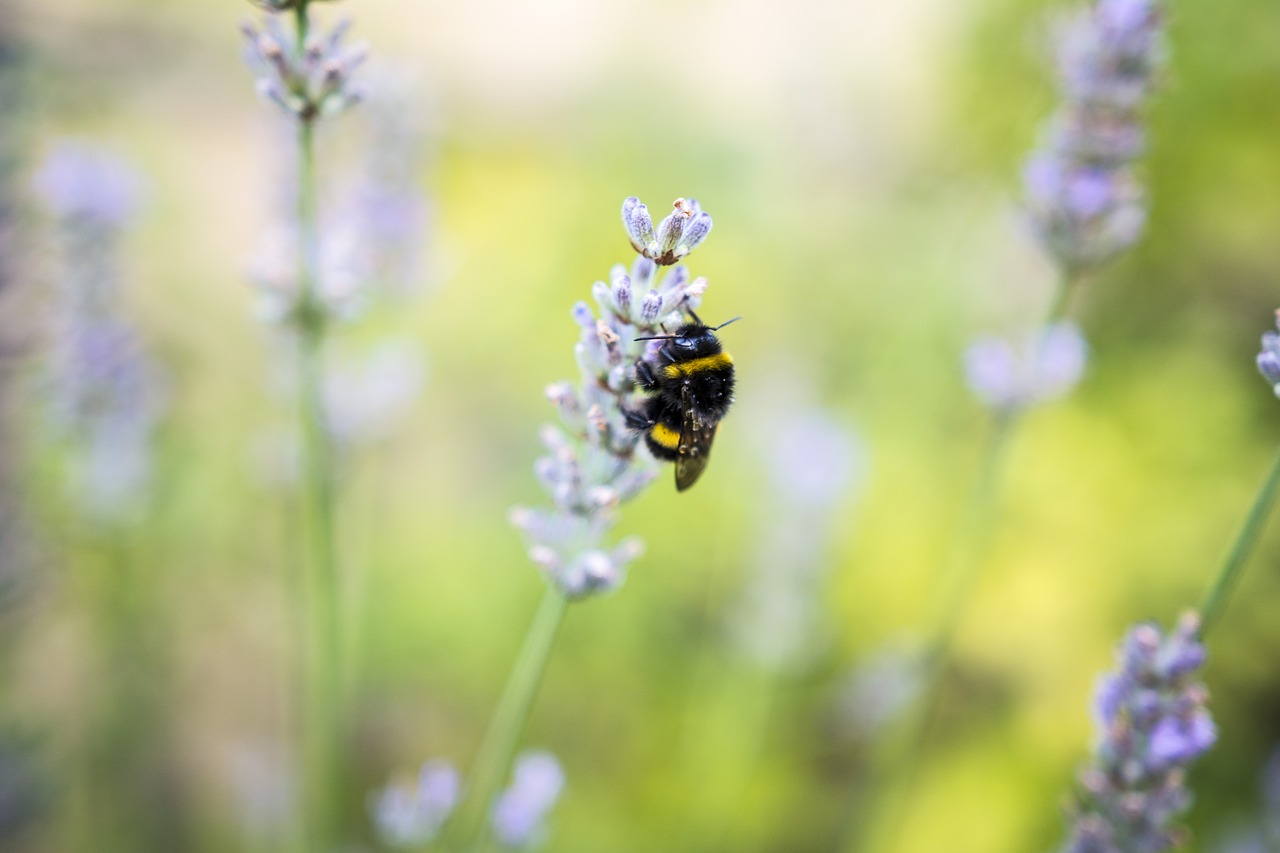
[625,318,736,491]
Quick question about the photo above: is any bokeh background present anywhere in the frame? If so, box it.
[4,0,1280,851]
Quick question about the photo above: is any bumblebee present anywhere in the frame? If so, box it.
[625,311,740,491]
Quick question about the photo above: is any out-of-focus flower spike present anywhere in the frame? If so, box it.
[1022,0,1166,272]
[1058,611,1214,852]
[1256,317,1280,395]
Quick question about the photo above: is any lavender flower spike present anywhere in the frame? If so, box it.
[511,196,716,598]
[1023,0,1166,273]
[1060,611,1215,853]
[1255,310,1280,396]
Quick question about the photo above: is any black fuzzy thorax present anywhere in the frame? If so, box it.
[635,322,736,423]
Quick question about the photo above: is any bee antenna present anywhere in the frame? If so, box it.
[633,334,676,342]
[713,316,743,331]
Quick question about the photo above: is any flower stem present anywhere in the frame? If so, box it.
[843,275,1075,853]
[449,585,569,853]
[1198,443,1280,638]
[291,11,344,843]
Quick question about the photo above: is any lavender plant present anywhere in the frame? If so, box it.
[1051,314,1280,852]
[950,0,1167,637]
[446,196,714,852]
[30,139,178,851]
[851,3,1171,849]
[241,3,366,848]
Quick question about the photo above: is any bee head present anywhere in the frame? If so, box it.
[635,311,742,351]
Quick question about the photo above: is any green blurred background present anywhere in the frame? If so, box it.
[4,0,1280,851]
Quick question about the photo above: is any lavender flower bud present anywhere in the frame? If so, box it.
[654,200,688,254]
[570,301,595,330]
[679,211,713,257]
[640,290,663,323]
[626,197,714,265]
[621,196,655,256]
[611,274,632,319]
[630,255,657,292]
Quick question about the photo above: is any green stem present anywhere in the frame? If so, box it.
[292,31,342,846]
[842,273,1076,853]
[449,586,569,853]
[1198,443,1280,638]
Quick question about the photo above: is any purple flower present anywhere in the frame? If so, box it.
[767,411,864,509]
[1023,0,1165,272]
[964,321,1088,411]
[727,397,867,671]
[490,751,565,849]
[1060,612,1214,852]
[622,197,712,266]
[323,340,425,446]
[1256,313,1280,395]
[32,139,139,225]
[1147,712,1216,769]
[34,142,165,522]
[240,14,365,122]
[370,759,460,847]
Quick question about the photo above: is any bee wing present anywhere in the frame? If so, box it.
[675,385,717,492]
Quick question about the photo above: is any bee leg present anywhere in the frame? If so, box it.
[622,406,653,431]
[634,359,661,392]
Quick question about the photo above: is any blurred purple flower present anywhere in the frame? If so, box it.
[370,759,460,847]
[1255,312,1280,396]
[838,643,925,737]
[490,751,565,850]
[1023,0,1165,272]
[34,142,165,522]
[1060,612,1214,853]
[323,339,425,446]
[964,320,1088,411]
[32,139,139,225]
[248,68,432,324]
[729,398,866,670]
[767,410,864,510]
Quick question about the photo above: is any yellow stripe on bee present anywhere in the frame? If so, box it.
[662,352,733,380]
[650,422,681,449]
